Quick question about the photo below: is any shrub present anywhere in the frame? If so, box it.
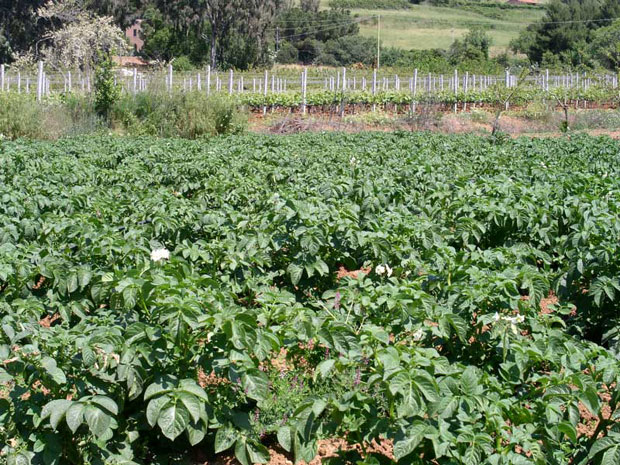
[0,94,46,139]
[276,41,299,65]
[111,93,247,138]
[94,53,121,120]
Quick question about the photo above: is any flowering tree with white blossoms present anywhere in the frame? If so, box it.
[24,0,129,71]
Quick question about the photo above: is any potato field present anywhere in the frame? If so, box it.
[1,133,619,465]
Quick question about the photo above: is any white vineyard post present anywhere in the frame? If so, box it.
[228,69,233,95]
[197,72,201,91]
[37,61,44,101]
[168,64,173,93]
[263,70,268,115]
[301,67,308,115]
[206,66,211,95]
[133,68,137,94]
[464,71,468,112]
[340,67,347,117]
[453,69,458,113]
[17,71,21,94]
[372,68,377,112]
[412,68,418,113]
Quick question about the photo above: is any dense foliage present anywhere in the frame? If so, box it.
[512,0,620,68]
[1,133,620,465]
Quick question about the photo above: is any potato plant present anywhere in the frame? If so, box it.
[0,133,619,465]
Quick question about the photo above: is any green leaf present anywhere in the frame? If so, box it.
[178,379,208,401]
[589,437,618,458]
[287,263,304,285]
[144,374,177,401]
[177,392,201,424]
[277,426,292,452]
[90,396,118,415]
[215,426,238,453]
[66,274,78,294]
[186,421,206,446]
[412,370,439,402]
[242,369,269,402]
[235,439,250,465]
[557,421,577,443]
[41,399,72,430]
[157,403,189,441]
[84,405,112,438]
[146,396,170,427]
[41,357,66,385]
[315,359,335,378]
[312,398,327,417]
[460,366,480,397]
[393,423,427,459]
[7,452,34,465]
[65,403,85,434]
[247,441,270,464]
[601,445,620,465]
[81,346,96,368]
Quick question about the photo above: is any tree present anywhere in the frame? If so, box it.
[590,20,620,70]
[300,0,320,12]
[0,0,49,63]
[202,0,245,69]
[512,0,620,67]
[448,28,491,64]
[34,0,129,70]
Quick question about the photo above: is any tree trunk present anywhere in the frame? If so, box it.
[210,31,217,69]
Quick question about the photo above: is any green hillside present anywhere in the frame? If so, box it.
[320,1,545,53]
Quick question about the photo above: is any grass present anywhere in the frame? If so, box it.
[320,0,545,53]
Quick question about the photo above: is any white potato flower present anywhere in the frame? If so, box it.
[375,264,393,277]
[150,248,170,262]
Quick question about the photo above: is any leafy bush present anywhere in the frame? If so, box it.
[94,53,121,120]
[276,41,299,64]
[111,93,247,138]
[0,94,102,140]
[0,93,47,139]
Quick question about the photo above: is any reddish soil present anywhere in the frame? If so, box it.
[336,266,371,281]
[201,438,394,465]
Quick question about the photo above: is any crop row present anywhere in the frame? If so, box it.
[235,87,620,109]
[0,133,619,465]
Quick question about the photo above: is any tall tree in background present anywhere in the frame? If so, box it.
[85,0,144,27]
[0,0,49,63]
[512,0,620,66]
[203,0,244,68]
[300,0,320,12]
[30,0,128,70]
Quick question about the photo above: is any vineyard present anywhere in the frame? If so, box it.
[1,133,620,465]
